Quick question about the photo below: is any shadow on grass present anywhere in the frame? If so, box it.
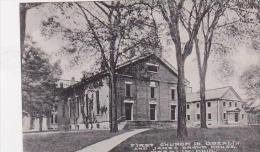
[23,130,128,152]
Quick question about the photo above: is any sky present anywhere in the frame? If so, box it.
[25,2,260,99]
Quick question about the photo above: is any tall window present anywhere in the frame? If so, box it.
[55,114,58,123]
[125,83,131,97]
[235,102,237,107]
[187,104,190,109]
[151,87,155,98]
[208,113,212,120]
[223,102,226,107]
[223,113,226,119]
[187,115,190,120]
[150,104,156,120]
[235,113,239,122]
[229,102,232,107]
[242,114,244,119]
[171,105,176,120]
[171,89,175,100]
[96,91,100,114]
[197,114,200,120]
[207,102,211,107]
[197,103,200,108]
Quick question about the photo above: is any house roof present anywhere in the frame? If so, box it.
[66,54,188,90]
[186,86,241,102]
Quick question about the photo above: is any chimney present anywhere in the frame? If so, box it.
[71,77,76,85]
[71,77,75,82]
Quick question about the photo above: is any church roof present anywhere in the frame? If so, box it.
[66,53,188,90]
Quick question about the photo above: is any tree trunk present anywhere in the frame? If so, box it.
[176,58,188,138]
[20,5,27,56]
[200,75,207,128]
[80,95,88,129]
[110,73,118,132]
[39,116,43,132]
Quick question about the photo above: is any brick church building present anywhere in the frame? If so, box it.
[56,54,247,130]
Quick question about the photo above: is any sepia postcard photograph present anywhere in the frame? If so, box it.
[1,0,260,152]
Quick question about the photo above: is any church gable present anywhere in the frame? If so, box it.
[116,54,178,82]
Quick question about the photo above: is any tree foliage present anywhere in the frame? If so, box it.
[240,65,260,101]
[22,37,62,130]
[157,0,216,137]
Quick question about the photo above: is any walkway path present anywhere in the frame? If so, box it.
[76,128,150,152]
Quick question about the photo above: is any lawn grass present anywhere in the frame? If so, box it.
[111,126,260,152]
[23,130,128,152]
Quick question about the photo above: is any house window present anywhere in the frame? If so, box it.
[208,102,211,107]
[150,104,156,120]
[187,104,190,109]
[187,115,190,120]
[235,113,239,122]
[197,103,200,108]
[171,105,176,120]
[224,113,226,119]
[229,102,232,107]
[147,64,158,73]
[55,114,58,123]
[125,83,131,97]
[242,114,244,119]
[223,102,226,107]
[96,91,100,114]
[171,89,175,100]
[235,102,237,107]
[208,113,212,120]
[197,114,200,120]
[151,87,155,99]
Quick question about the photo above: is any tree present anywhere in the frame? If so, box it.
[193,1,230,128]
[22,37,62,131]
[157,0,213,137]
[40,1,160,132]
[240,65,260,101]
[20,3,42,55]
[192,0,260,128]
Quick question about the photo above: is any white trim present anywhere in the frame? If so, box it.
[149,101,157,104]
[125,81,133,84]
[149,81,156,87]
[124,100,134,103]
[170,102,177,105]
